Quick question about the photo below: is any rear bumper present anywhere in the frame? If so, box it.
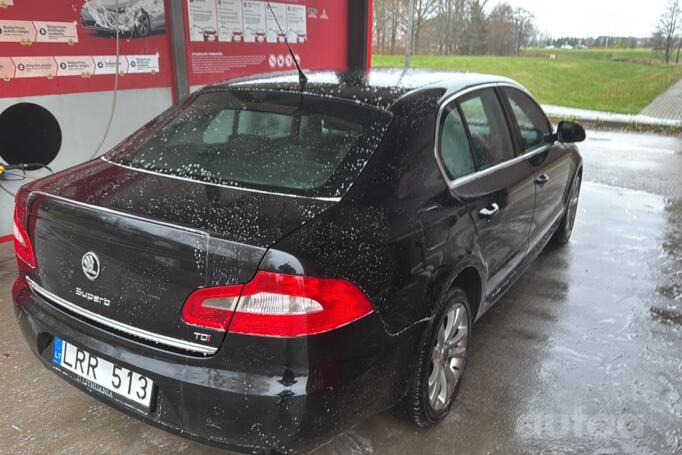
[13,276,417,453]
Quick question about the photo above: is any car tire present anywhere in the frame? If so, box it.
[135,11,151,38]
[406,287,471,428]
[552,172,582,245]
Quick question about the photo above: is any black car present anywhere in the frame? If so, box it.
[12,70,584,453]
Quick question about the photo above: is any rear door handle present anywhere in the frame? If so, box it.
[535,174,550,186]
[479,203,500,220]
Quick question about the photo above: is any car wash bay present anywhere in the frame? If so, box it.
[0,0,371,238]
[1,129,680,454]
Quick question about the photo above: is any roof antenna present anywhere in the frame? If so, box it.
[265,0,308,90]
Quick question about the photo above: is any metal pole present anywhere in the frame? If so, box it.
[168,0,189,102]
[405,0,415,69]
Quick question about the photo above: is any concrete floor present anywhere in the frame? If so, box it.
[1,130,681,454]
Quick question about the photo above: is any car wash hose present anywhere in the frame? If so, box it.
[89,0,121,160]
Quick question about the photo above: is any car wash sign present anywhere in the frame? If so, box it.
[0,0,173,98]
[183,0,350,87]
[0,19,79,44]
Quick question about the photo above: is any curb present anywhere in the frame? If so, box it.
[547,117,681,135]
[542,104,682,130]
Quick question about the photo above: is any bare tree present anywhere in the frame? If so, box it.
[488,3,515,55]
[513,8,535,54]
[465,0,488,55]
[372,0,535,57]
[444,0,468,55]
[656,0,682,63]
[410,0,439,53]
[390,0,408,54]
[436,0,452,54]
[374,0,387,51]
[373,0,409,54]
[485,3,535,56]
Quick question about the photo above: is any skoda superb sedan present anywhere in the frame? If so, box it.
[12,70,584,453]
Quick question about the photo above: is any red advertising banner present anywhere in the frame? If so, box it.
[0,0,173,98]
[182,0,350,87]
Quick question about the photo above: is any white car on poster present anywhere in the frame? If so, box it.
[80,0,166,38]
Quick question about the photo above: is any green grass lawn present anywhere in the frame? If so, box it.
[373,50,682,114]
[522,48,667,62]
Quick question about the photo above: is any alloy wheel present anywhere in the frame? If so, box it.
[565,176,581,236]
[428,303,469,412]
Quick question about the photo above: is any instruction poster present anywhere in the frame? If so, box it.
[183,0,347,87]
[242,1,266,43]
[0,0,172,98]
[186,0,307,44]
[217,0,244,43]
[187,0,218,41]
[265,2,287,43]
[286,4,306,43]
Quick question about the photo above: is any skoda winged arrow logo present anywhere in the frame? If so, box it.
[81,252,101,281]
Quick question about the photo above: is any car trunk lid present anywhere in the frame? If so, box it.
[25,159,335,355]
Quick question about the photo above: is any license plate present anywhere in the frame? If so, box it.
[52,337,154,411]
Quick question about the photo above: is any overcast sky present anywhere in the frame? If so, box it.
[502,0,668,38]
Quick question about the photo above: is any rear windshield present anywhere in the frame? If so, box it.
[106,90,393,199]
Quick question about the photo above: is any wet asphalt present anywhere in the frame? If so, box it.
[0,129,681,455]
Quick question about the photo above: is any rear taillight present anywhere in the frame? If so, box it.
[13,194,36,270]
[230,272,374,337]
[181,285,242,331]
[181,271,374,338]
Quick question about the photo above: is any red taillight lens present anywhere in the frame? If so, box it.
[181,272,374,338]
[181,285,243,331]
[13,198,36,270]
[230,272,374,337]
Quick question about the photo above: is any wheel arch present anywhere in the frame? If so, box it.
[451,267,484,322]
[562,152,584,205]
[428,258,486,325]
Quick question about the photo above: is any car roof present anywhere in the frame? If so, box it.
[209,68,522,112]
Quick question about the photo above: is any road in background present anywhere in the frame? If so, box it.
[1,130,681,454]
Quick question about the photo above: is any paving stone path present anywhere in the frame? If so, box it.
[641,79,682,120]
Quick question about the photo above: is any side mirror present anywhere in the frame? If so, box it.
[556,121,586,143]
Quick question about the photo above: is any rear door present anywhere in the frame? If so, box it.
[437,88,536,300]
[500,87,572,251]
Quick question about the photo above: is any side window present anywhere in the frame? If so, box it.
[503,88,551,152]
[458,89,515,171]
[439,106,476,180]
